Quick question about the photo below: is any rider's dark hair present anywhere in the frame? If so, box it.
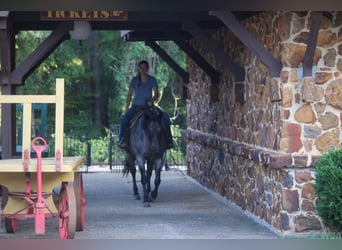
[138,60,149,87]
[138,60,149,68]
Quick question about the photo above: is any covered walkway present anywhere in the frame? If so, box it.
[0,168,277,239]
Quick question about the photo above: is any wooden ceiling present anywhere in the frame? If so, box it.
[0,0,339,12]
[6,0,342,42]
[9,11,261,42]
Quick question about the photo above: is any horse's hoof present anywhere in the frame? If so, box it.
[151,191,158,200]
[143,202,151,207]
[134,194,140,200]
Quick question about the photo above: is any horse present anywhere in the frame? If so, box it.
[122,105,167,207]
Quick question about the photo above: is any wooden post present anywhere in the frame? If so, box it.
[55,78,64,163]
[22,103,32,160]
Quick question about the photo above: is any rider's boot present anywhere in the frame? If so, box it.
[164,128,173,150]
[118,130,129,149]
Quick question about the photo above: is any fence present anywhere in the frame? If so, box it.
[108,124,187,171]
[46,124,187,171]
[47,131,91,164]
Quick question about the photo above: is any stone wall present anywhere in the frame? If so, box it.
[184,11,342,235]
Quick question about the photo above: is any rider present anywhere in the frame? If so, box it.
[118,60,173,150]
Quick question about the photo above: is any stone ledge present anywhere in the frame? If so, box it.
[184,129,320,168]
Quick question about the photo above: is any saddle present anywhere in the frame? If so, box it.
[122,105,171,150]
[129,106,161,129]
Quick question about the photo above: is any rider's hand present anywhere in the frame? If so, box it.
[146,100,153,106]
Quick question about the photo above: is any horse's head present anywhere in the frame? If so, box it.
[144,106,161,121]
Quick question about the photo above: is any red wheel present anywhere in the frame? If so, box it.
[58,184,76,239]
[5,218,17,233]
[74,172,86,231]
[52,186,61,208]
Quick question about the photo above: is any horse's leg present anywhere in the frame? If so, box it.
[130,164,140,200]
[151,158,164,200]
[136,157,150,207]
[146,160,154,202]
[127,155,140,200]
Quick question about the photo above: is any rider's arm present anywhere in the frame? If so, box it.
[152,86,159,103]
[125,87,133,111]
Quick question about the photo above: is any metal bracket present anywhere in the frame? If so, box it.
[23,149,29,171]
[55,150,61,172]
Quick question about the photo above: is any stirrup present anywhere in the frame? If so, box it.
[118,138,128,149]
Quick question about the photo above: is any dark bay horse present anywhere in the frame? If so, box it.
[123,105,167,207]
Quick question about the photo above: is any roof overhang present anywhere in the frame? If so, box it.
[0,0,340,11]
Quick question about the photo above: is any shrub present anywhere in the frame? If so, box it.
[90,136,109,163]
[314,147,342,232]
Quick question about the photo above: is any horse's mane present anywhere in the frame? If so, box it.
[142,106,162,129]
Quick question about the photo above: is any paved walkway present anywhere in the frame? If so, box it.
[0,167,278,239]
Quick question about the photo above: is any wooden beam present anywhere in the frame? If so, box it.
[0,13,16,159]
[0,11,15,84]
[0,11,9,29]
[209,11,282,78]
[145,40,189,83]
[0,95,57,104]
[182,20,245,82]
[303,11,322,77]
[169,30,220,83]
[9,21,71,84]
[1,1,340,12]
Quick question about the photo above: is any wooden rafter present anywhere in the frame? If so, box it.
[145,40,189,83]
[168,30,220,83]
[9,21,71,84]
[303,11,322,77]
[182,20,245,82]
[209,11,282,78]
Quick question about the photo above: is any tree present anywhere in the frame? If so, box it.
[14,30,187,137]
[16,31,93,134]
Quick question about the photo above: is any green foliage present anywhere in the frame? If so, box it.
[64,137,88,157]
[314,147,342,232]
[14,30,187,141]
[49,125,186,165]
[89,129,110,163]
[108,40,187,128]
[16,31,94,132]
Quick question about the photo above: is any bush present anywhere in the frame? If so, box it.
[314,147,342,232]
[90,136,109,163]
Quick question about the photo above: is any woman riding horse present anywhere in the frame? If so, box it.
[118,60,173,150]
[123,105,166,206]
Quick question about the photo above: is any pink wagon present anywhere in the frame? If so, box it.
[0,79,87,239]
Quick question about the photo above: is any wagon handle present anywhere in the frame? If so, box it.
[31,137,48,154]
[31,137,47,201]
[31,136,48,235]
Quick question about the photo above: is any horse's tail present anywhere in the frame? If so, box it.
[122,160,130,177]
